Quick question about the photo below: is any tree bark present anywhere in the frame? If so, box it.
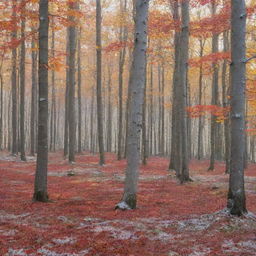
[96,0,105,165]
[197,38,205,160]
[50,21,56,152]
[64,27,70,157]
[33,0,49,202]
[68,1,77,163]
[116,0,149,210]
[77,26,82,154]
[208,1,219,171]
[227,0,247,216]
[19,7,26,161]
[117,0,128,160]
[169,0,180,173]
[11,0,18,156]
[178,0,190,183]
[30,35,37,156]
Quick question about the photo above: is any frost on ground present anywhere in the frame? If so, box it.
[7,248,90,256]
[52,237,76,245]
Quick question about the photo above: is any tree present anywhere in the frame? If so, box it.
[116,0,149,210]
[33,0,49,202]
[11,0,18,156]
[19,2,27,161]
[208,1,219,171]
[30,33,38,156]
[96,0,105,165]
[169,0,180,173]
[68,0,77,163]
[117,0,128,160]
[227,0,247,216]
[177,0,190,182]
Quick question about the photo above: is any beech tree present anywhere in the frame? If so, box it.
[20,1,26,161]
[11,0,18,156]
[68,0,77,163]
[227,0,247,216]
[116,0,149,210]
[96,0,105,165]
[33,0,49,202]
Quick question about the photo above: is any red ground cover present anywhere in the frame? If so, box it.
[0,152,256,256]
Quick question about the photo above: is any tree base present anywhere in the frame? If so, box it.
[179,176,193,184]
[227,198,247,217]
[115,193,137,210]
[33,191,49,202]
[207,167,214,171]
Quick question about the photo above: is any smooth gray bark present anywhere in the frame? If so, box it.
[19,10,26,161]
[33,0,49,202]
[116,0,149,210]
[178,0,190,182]
[227,0,247,216]
[77,27,82,154]
[30,36,37,156]
[68,1,77,163]
[11,0,18,156]
[96,0,105,165]
[208,2,219,171]
[169,0,180,173]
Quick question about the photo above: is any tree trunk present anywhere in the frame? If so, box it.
[208,2,219,171]
[117,0,128,160]
[77,27,82,154]
[68,1,77,163]
[30,36,37,156]
[33,0,49,202]
[107,64,113,152]
[64,27,70,157]
[116,0,149,210]
[96,0,105,165]
[169,0,180,173]
[50,20,56,152]
[178,0,190,183]
[227,0,247,216]
[19,7,26,161]
[197,38,205,160]
[11,0,18,156]
[222,31,231,174]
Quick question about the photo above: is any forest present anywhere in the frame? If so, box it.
[1,0,256,255]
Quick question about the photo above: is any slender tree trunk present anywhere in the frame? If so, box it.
[96,0,105,165]
[161,64,165,155]
[64,27,70,157]
[142,49,148,165]
[50,21,56,152]
[30,36,37,156]
[117,0,128,160]
[116,0,149,210]
[197,38,205,160]
[178,0,190,183]
[19,7,26,161]
[11,0,18,155]
[169,0,180,173]
[208,2,219,171]
[33,0,49,202]
[107,64,112,152]
[68,1,77,163]
[77,27,82,153]
[227,0,247,216]
[222,31,231,174]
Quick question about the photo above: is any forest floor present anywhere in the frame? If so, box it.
[0,152,256,256]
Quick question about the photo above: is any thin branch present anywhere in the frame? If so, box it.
[244,55,256,63]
